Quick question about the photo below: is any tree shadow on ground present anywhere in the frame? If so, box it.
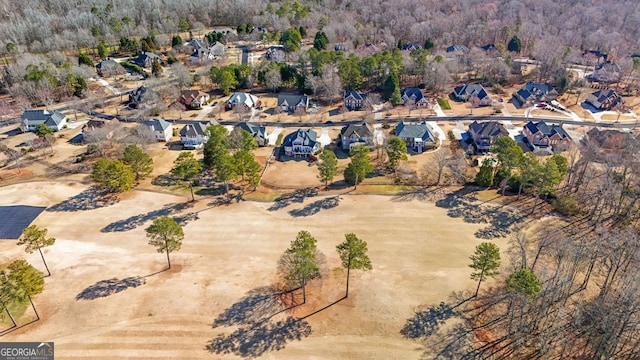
[208,287,311,358]
[435,187,523,239]
[400,302,457,339]
[267,188,318,212]
[46,187,119,212]
[75,276,146,300]
[101,201,195,232]
[151,173,180,187]
[206,316,312,358]
[288,196,340,217]
[392,186,448,202]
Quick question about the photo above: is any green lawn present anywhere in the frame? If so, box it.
[437,98,452,110]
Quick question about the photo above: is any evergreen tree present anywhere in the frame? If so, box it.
[344,146,374,189]
[469,242,501,297]
[18,225,56,277]
[146,216,184,270]
[121,145,153,181]
[507,35,522,52]
[336,233,372,298]
[317,149,338,189]
[171,152,202,201]
[475,160,495,187]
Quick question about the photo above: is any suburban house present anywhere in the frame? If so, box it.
[82,119,120,140]
[236,122,268,147]
[96,59,123,76]
[468,120,509,153]
[143,118,173,142]
[179,90,210,110]
[446,44,469,54]
[593,62,622,83]
[278,94,309,112]
[581,50,608,66]
[21,110,67,132]
[282,129,320,157]
[402,43,421,51]
[129,86,159,108]
[512,81,558,107]
[481,43,498,52]
[225,92,260,110]
[190,40,225,63]
[179,122,209,149]
[523,121,572,154]
[586,89,623,111]
[400,88,429,107]
[344,90,368,110]
[453,84,492,106]
[340,123,374,150]
[132,52,162,68]
[395,121,436,153]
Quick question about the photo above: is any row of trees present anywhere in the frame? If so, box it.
[279,230,372,303]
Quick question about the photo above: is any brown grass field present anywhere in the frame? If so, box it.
[0,181,510,359]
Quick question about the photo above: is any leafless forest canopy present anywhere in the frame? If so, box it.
[0,0,639,56]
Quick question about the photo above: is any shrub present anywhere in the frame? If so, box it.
[120,61,143,74]
[552,196,581,216]
[276,133,284,146]
[167,56,178,65]
[437,98,451,110]
[382,123,391,129]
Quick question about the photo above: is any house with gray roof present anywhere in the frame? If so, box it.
[278,94,309,112]
[133,52,161,68]
[96,59,124,76]
[400,88,428,107]
[512,81,558,107]
[446,44,469,54]
[395,121,436,153]
[21,110,67,132]
[129,86,160,109]
[402,43,421,51]
[180,122,209,149]
[523,121,572,154]
[190,41,225,63]
[468,121,509,153]
[282,129,320,157]
[453,84,492,106]
[340,123,374,150]
[593,61,622,83]
[236,122,268,147]
[586,89,622,110]
[344,90,368,110]
[143,118,173,142]
[225,92,260,110]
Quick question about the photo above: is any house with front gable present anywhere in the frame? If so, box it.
[453,84,492,106]
[236,122,268,147]
[225,92,260,110]
[468,121,509,153]
[282,129,320,157]
[179,90,210,110]
[586,89,623,111]
[21,110,67,132]
[512,81,558,107]
[340,123,374,150]
[400,88,429,107]
[395,121,436,153]
[190,40,225,63]
[96,59,124,77]
[402,43,422,51]
[523,121,572,154]
[593,61,622,83]
[278,94,309,112]
[179,122,209,149]
[143,118,173,142]
[133,52,162,68]
[344,90,368,111]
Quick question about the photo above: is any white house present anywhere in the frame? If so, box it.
[144,118,173,142]
[21,110,68,132]
[180,122,209,149]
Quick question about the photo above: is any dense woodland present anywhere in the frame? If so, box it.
[0,0,639,57]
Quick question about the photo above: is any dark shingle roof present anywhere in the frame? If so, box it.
[454,84,489,100]
[21,110,66,127]
[516,81,556,101]
[237,122,266,139]
[446,44,469,53]
[340,123,373,137]
[278,94,309,108]
[402,43,421,51]
[227,92,259,107]
[591,89,619,102]
[283,129,317,147]
[401,88,426,103]
[469,121,509,138]
[344,90,367,101]
[524,121,570,140]
[179,122,208,137]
